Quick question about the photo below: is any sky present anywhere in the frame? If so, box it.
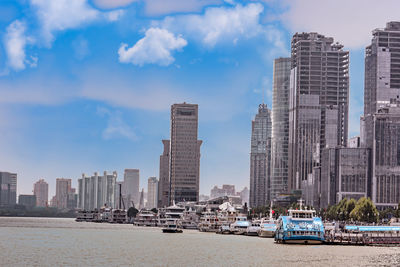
[0,0,399,199]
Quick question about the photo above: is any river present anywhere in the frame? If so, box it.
[0,217,399,266]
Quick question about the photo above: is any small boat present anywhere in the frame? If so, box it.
[217,224,231,234]
[162,223,183,233]
[230,216,249,235]
[258,205,277,238]
[246,221,261,236]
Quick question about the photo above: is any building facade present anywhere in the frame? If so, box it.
[271,57,291,198]
[18,195,36,208]
[78,171,117,210]
[249,103,272,208]
[147,177,158,209]
[123,169,140,208]
[158,140,170,208]
[0,172,17,207]
[319,148,371,209]
[33,179,48,207]
[288,32,349,193]
[169,103,202,204]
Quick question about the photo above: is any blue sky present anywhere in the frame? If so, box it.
[0,0,398,199]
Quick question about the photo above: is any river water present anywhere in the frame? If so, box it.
[0,217,399,266]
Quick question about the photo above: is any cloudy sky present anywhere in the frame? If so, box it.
[0,0,397,198]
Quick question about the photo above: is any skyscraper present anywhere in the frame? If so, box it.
[33,179,48,207]
[249,103,272,208]
[288,32,349,193]
[158,140,170,208]
[362,22,400,209]
[0,172,17,207]
[169,103,202,204]
[55,178,72,209]
[147,177,158,209]
[271,57,291,198]
[123,169,140,208]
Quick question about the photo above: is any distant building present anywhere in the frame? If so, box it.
[169,103,202,204]
[78,171,117,210]
[147,177,158,209]
[0,172,17,207]
[239,187,249,206]
[348,136,361,148]
[210,184,235,198]
[55,178,72,209]
[249,103,272,208]
[18,194,36,208]
[271,57,291,199]
[123,169,140,208]
[33,179,48,207]
[199,194,210,202]
[318,148,371,209]
[158,140,170,208]
[139,188,145,210]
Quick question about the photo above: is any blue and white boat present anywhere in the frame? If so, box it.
[275,205,324,244]
[230,216,249,235]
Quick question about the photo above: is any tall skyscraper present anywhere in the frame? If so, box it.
[139,188,145,210]
[288,32,349,193]
[158,140,170,208]
[364,22,400,117]
[78,171,117,210]
[55,178,72,209]
[169,103,202,204]
[0,172,17,207]
[362,22,400,209]
[147,177,158,209]
[123,169,140,208]
[249,104,272,208]
[33,178,48,207]
[271,57,291,199]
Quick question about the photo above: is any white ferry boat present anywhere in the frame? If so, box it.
[258,206,277,238]
[198,210,219,232]
[275,201,324,244]
[246,220,261,236]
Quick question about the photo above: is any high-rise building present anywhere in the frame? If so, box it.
[78,171,117,210]
[288,32,349,193]
[139,188,145,210]
[271,57,291,199]
[33,179,48,207]
[158,140,170,208]
[55,178,72,209]
[249,104,272,208]
[0,172,17,207]
[147,177,158,209]
[123,169,140,208]
[362,22,400,209]
[364,22,400,117]
[169,103,202,204]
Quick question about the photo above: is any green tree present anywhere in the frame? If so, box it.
[151,208,158,214]
[350,197,379,223]
[344,198,356,221]
[327,205,338,221]
[336,198,348,221]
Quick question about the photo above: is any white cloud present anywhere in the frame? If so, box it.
[3,20,33,71]
[159,3,264,47]
[97,107,137,141]
[118,27,187,66]
[72,36,90,60]
[144,0,222,16]
[30,0,123,46]
[280,0,400,49]
[92,0,137,9]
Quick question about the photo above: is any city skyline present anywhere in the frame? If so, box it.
[0,0,396,199]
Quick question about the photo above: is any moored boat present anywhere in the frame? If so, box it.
[162,223,183,233]
[230,216,249,235]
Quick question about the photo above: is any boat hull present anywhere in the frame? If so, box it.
[258,230,275,238]
[162,229,183,233]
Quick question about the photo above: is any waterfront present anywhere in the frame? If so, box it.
[0,218,400,266]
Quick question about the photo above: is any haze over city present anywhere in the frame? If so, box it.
[0,0,398,198]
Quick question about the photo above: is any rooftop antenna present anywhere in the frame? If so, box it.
[262,86,265,105]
